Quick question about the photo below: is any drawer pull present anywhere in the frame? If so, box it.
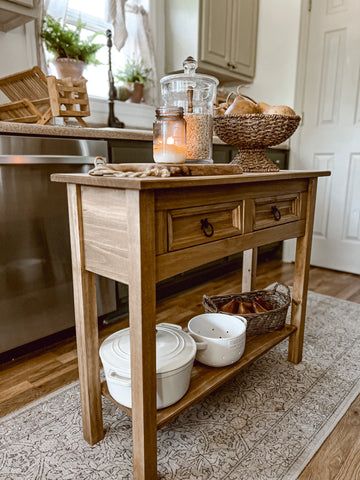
[200,218,214,237]
[271,206,281,221]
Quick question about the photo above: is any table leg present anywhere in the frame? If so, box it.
[67,184,104,445]
[288,178,318,364]
[127,190,157,480]
[242,248,258,292]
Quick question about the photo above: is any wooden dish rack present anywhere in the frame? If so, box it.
[0,66,90,126]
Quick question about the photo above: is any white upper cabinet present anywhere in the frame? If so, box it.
[200,0,233,71]
[229,0,258,78]
[165,0,259,82]
[0,0,37,32]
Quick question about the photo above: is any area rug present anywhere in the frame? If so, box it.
[1,291,360,480]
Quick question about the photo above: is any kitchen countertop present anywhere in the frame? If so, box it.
[0,121,290,149]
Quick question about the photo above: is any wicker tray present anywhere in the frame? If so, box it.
[214,114,301,172]
[203,283,291,336]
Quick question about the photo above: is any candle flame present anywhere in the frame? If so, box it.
[166,136,175,145]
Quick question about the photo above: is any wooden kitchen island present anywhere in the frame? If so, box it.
[51,169,330,479]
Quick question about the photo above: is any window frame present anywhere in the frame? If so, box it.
[64,6,110,34]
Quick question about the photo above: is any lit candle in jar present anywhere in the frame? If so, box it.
[153,136,186,164]
[153,107,186,164]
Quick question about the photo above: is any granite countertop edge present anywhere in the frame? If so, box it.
[0,122,290,150]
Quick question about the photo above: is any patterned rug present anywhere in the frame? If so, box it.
[1,291,360,480]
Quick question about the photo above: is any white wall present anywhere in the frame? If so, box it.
[0,23,36,75]
[245,0,302,108]
[164,0,199,73]
[0,22,37,102]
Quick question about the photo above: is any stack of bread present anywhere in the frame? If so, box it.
[215,90,297,117]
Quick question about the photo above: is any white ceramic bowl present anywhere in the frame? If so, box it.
[188,313,247,367]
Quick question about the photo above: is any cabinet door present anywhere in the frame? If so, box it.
[109,141,154,163]
[200,0,233,69]
[230,0,258,78]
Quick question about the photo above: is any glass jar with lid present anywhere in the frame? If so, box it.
[160,57,219,163]
[153,106,186,164]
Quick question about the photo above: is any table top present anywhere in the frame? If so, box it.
[51,170,331,190]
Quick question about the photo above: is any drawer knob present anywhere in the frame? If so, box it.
[271,206,281,221]
[200,218,214,237]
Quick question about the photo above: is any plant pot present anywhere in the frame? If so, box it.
[117,85,131,102]
[130,82,144,103]
[54,58,85,80]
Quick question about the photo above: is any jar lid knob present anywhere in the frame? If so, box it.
[183,56,198,75]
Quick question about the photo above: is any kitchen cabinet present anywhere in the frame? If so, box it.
[0,0,37,32]
[200,0,232,72]
[165,0,259,82]
[229,0,259,78]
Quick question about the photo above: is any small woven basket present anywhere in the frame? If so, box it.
[203,283,291,336]
[214,114,301,172]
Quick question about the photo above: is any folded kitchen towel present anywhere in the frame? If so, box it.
[88,157,244,178]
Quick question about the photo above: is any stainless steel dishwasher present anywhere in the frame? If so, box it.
[0,135,118,357]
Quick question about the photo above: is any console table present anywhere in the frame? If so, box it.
[51,169,330,479]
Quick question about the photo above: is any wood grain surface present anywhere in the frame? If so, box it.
[67,184,104,445]
[51,170,330,191]
[126,189,158,479]
[288,178,317,364]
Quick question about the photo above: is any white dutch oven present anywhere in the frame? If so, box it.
[188,313,247,367]
[99,323,196,409]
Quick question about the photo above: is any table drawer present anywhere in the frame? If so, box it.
[250,193,303,231]
[166,201,242,252]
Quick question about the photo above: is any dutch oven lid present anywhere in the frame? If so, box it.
[99,323,196,376]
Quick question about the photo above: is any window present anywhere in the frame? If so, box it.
[45,0,150,99]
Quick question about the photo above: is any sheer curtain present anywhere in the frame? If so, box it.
[106,0,159,105]
[106,0,128,51]
[121,3,159,105]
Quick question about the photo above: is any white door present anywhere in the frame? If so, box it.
[286,0,360,274]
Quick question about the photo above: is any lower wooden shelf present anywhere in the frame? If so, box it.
[101,324,296,429]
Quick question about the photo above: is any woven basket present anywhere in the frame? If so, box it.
[203,283,291,336]
[214,114,301,172]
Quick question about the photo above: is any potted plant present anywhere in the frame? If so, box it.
[115,59,151,103]
[41,15,102,79]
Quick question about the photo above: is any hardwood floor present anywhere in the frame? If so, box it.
[0,258,359,479]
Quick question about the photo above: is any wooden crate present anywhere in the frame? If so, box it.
[47,76,90,126]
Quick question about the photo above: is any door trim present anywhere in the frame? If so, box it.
[283,0,312,262]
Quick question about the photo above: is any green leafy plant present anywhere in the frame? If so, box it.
[41,15,102,64]
[115,59,152,85]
